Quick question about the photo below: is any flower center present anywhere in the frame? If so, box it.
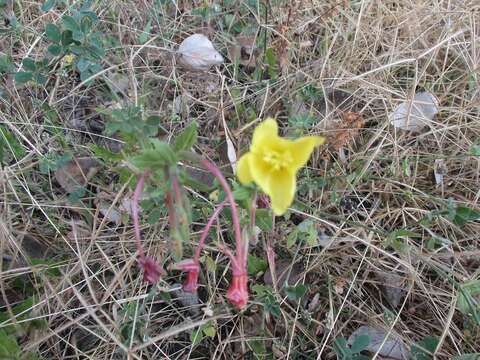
[263,150,292,171]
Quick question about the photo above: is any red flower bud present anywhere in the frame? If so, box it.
[139,256,163,284]
[226,274,248,309]
[183,269,200,292]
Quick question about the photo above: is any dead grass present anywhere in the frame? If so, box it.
[1,0,480,359]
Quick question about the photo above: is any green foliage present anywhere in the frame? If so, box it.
[286,219,317,248]
[174,121,198,152]
[384,229,418,253]
[41,0,57,12]
[39,152,72,174]
[333,335,370,360]
[105,106,160,141]
[264,48,278,80]
[190,321,216,346]
[410,336,439,360]
[421,200,480,227]
[288,113,317,129]
[0,126,25,163]
[470,144,480,156]
[247,254,268,276]
[255,209,272,231]
[457,279,480,324]
[285,284,308,301]
[15,58,48,85]
[252,285,281,318]
[39,2,105,82]
[131,140,177,171]
[0,55,14,74]
[452,354,480,360]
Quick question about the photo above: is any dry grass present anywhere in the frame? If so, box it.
[1,0,480,359]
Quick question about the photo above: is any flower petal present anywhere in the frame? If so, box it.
[289,136,324,171]
[236,153,253,184]
[249,154,271,195]
[251,118,278,149]
[268,170,296,215]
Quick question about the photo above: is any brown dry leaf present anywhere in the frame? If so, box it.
[227,35,260,68]
[376,271,407,308]
[326,111,365,152]
[263,259,304,288]
[54,157,98,193]
[334,277,347,295]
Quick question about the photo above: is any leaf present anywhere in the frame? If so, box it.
[0,55,14,74]
[41,0,56,11]
[350,334,370,353]
[14,71,33,84]
[48,44,62,56]
[22,58,36,71]
[0,125,25,163]
[54,157,99,193]
[61,30,74,46]
[174,121,198,152]
[0,330,20,358]
[389,92,439,132]
[130,141,177,170]
[255,208,272,231]
[452,355,480,360]
[452,206,480,226]
[190,328,204,345]
[177,33,224,71]
[247,254,268,276]
[285,284,308,301]
[264,47,278,79]
[62,15,80,32]
[411,336,439,360]
[348,326,410,360]
[457,279,480,317]
[470,145,480,156]
[139,20,152,44]
[202,323,216,338]
[45,23,61,43]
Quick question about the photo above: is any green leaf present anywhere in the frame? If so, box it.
[0,125,25,163]
[190,327,204,345]
[174,121,198,152]
[41,0,56,11]
[333,337,351,357]
[14,71,33,84]
[22,58,36,71]
[255,208,272,232]
[61,30,74,46]
[139,19,152,44]
[285,284,308,301]
[0,329,20,358]
[0,55,14,74]
[452,355,480,360]
[247,254,268,276]
[457,279,480,316]
[350,334,370,353]
[264,47,278,79]
[45,23,61,43]
[452,206,480,226]
[131,141,176,170]
[411,336,439,360]
[48,44,63,56]
[470,145,480,157]
[286,229,298,249]
[80,16,93,33]
[202,323,216,338]
[62,15,80,32]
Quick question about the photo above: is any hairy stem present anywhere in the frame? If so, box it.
[200,159,244,274]
[132,172,147,260]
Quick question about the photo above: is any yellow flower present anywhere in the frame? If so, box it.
[63,54,75,66]
[237,118,324,215]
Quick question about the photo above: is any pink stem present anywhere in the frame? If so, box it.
[200,159,244,275]
[132,172,147,260]
[193,201,227,263]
